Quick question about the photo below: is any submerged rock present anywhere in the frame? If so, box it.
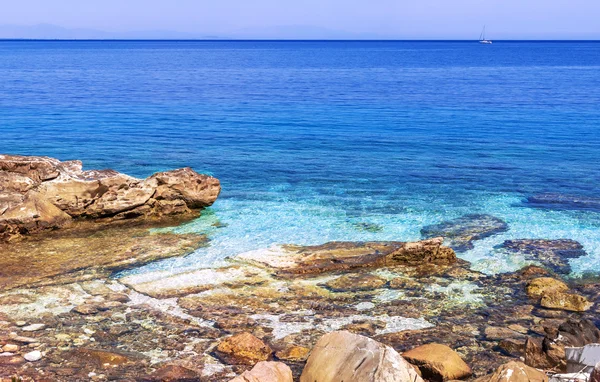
[0,154,220,241]
[146,364,201,382]
[229,361,293,382]
[499,239,587,274]
[526,193,600,213]
[235,238,456,276]
[323,273,387,292]
[421,214,508,252]
[402,343,472,381]
[299,331,423,382]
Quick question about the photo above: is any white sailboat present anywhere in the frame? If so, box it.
[479,26,492,44]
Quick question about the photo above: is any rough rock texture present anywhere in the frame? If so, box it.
[299,331,424,382]
[215,332,273,365]
[526,278,569,299]
[524,319,600,371]
[0,154,220,241]
[324,273,387,292]
[147,364,201,382]
[236,238,456,276]
[540,291,592,312]
[402,343,472,381]
[487,361,548,382]
[421,214,508,252]
[499,239,587,274]
[229,361,293,382]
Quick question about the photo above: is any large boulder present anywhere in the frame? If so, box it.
[300,331,423,382]
[402,343,472,381]
[487,361,548,382]
[236,238,456,276]
[230,361,293,382]
[0,154,220,241]
[540,291,592,312]
[498,239,586,274]
[526,277,569,298]
[421,214,508,252]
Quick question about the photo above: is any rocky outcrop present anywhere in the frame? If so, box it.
[421,214,508,252]
[235,238,456,276]
[299,331,424,382]
[487,361,548,382]
[0,154,220,241]
[323,273,387,292]
[526,278,569,298]
[498,239,586,274]
[229,361,293,382]
[540,291,592,312]
[402,343,472,381]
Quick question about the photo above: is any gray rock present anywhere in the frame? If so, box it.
[24,350,42,362]
[527,193,600,213]
[499,239,586,274]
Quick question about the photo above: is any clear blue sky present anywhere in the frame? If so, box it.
[1,0,599,39]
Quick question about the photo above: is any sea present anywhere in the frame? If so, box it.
[1,40,599,278]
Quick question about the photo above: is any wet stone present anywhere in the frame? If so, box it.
[421,214,508,252]
[499,239,587,274]
[323,273,387,292]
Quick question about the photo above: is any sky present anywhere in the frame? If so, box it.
[1,0,599,39]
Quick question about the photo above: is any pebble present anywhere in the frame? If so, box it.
[24,350,42,362]
[22,323,46,332]
[10,335,38,344]
[15,321,27,327]
[2,344,19,352]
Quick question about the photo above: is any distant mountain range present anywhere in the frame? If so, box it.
[0,24,222,40]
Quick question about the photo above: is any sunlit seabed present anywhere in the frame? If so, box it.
[117,192,600,279]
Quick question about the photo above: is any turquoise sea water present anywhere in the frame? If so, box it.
[1,41,600,277]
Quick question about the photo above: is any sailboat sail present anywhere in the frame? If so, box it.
[479,25,492,44]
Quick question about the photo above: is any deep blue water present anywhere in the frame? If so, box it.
[1,41,600,276]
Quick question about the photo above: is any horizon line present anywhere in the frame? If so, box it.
[1,38,600,42]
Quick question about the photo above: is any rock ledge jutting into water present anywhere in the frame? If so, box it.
[0,154,220,241]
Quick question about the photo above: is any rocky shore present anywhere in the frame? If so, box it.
[0,155,220,242]
[1,156,600,382]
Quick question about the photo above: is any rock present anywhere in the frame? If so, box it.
[23,350,42,362]
[499,239,586,274]
[402,343,472,381]
[0,154,220,241]
[236,238,456,276]
[215,332,273,365]
[389,277,422,290]
[487,361,548,382]
[526,278,569,299]
[2,344,19,352]
[230,361,293,382]
[275,345,310,362]
[526,193,600,213]
[71,348,141,367]
[324,273,387,292]
[484,326,527,341]
[21,323,46,332]
[72,304,99,315]
[421,214,508,252]
[299,331,424,382]
[540,292,592,312]
[498,339,526,358]
[591,362,600,382]
[148,364,200,382]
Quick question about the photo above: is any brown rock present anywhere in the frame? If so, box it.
[402,343,472,381]
[324,273,387,292]
[484,326,527,341]
[236,238,455,276]
[72,304,99,315]
[275,345,310,362]
[149,364,200,382]
[540,292,592,312]
[299,331,424,382]
[71,348,142,367]
[498,339,526,358]
[215,332,273,365]
[488,361,548,382]
[229,361,293,382]
[526,278,569,298]
[0,154,220,241]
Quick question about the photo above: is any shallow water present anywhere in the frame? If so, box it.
[1,40,599,276]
